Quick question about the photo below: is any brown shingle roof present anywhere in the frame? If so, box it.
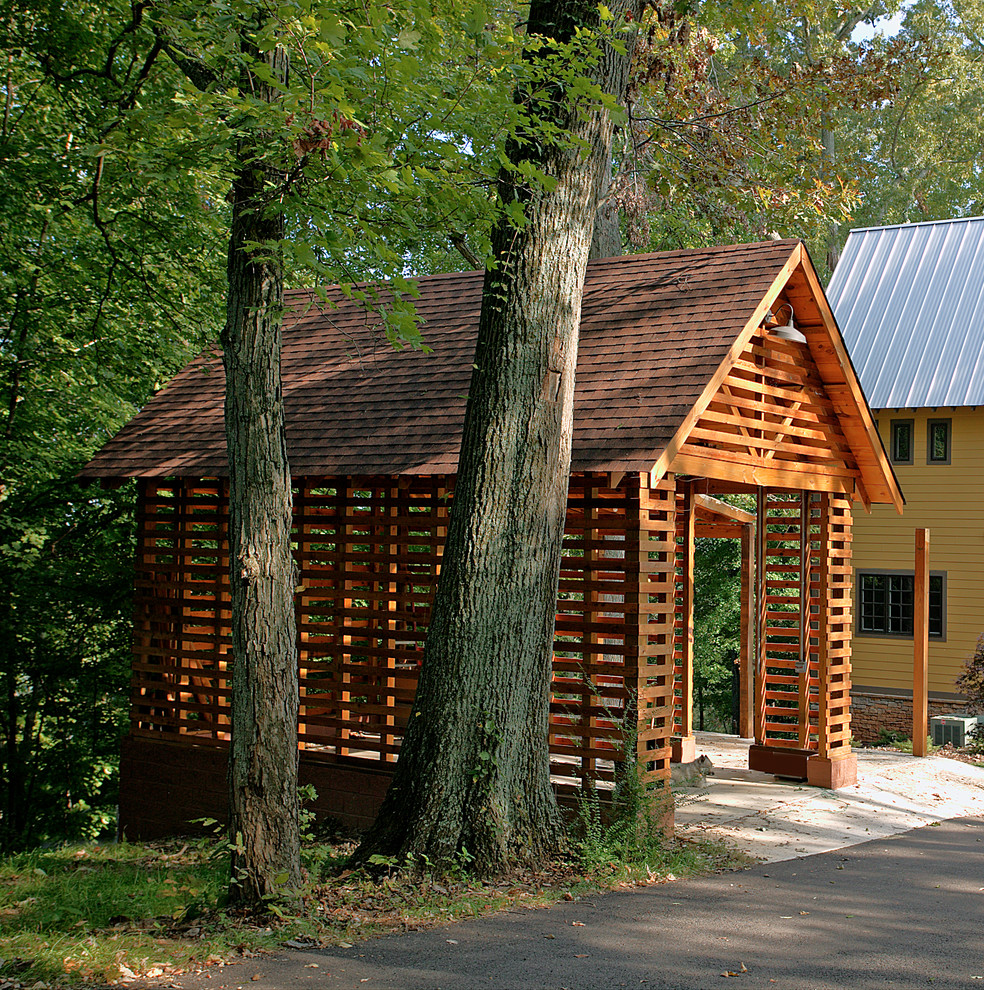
[80,240,800,480]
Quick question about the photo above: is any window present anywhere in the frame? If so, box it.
[927,418,951,464]
[890,419,914,464]
[858,571,945,638]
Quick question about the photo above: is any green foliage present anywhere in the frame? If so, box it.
[0,0,522,853]
[956,634,984,712]
[0,0,226,852]
[573,714,673,869]
[0,482,138,849]
[876,727,911,747]
[692,536,743,732]
[873,731,937,754]
[843,0,984,230]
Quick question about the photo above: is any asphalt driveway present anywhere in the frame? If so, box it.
[160,815,984,990]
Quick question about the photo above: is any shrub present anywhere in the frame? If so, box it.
[956,634,984,714]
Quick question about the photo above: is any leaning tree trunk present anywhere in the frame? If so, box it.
[356,0,643,875]
[221,38,301,908]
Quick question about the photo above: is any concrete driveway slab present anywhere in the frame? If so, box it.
[675,732,984,862]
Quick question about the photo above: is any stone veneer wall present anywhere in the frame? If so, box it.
[852,692,980,744]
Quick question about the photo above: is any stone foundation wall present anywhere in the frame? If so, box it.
[851,692,979,744]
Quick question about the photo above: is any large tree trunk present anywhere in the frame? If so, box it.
[357,0,643,875]
[221,39,301,908]
[589,29,635,261]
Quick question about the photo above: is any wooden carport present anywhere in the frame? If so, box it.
[81,240,901,838]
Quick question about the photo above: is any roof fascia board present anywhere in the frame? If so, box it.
[649,243,803,487]
[796,245,904,513]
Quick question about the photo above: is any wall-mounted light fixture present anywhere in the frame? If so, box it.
[766,303,807,344]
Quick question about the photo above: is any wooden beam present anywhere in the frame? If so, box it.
[694,520,746,540]
[913,528,930,758]
[669,451,856,496]
[694,493,757,525]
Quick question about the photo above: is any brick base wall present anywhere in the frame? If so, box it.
[119,735,393,841]
[851,692,980,744]
[117,735,624,841]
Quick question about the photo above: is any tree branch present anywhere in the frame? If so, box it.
[154,30,220,92]
[449,232,482,268]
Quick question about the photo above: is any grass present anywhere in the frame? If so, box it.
[0,840,295,985]
[0,827,750,986]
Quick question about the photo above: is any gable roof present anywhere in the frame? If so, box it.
[826,216,984,409]
[80,239,900,508]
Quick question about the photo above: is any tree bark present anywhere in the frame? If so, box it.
[589,160,624,260]
[589,29,635,261]
[356,0,643,875]
[222,38,301,908]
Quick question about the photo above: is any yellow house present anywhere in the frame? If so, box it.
[828,216,984,740]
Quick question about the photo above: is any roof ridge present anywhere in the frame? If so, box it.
[846,215,984,236]
[283,240,800,299]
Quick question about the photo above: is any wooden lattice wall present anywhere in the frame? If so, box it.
[130,473,676,797]
[753,490,853,753]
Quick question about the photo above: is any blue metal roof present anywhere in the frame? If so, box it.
[826,216,984,409]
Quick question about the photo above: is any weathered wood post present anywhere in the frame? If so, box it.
[912,528,930,757]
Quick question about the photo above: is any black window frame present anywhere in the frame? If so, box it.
[890,418,915,465]
[856,569,946,640]
[927,417,951,464]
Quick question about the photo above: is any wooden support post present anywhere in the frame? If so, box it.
[631,474,676,831]
[797,492,812,750]
[672,481,696,763]
[913,528,930,757]
[753,488,768,746]
[738,522,754,739]
[806,493,857,789]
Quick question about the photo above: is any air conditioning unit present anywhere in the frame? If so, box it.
[930,715,978,748]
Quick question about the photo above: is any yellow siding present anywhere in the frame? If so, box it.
[852,407,984,695]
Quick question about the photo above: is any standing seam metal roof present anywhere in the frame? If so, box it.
[826,216,984,409]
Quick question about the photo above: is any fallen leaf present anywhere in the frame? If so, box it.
[575,954,590,958]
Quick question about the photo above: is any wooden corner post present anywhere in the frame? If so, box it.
[913,528,930,757]
[738,521,755,739]
[806,493,857,789]
[629,473,676,830]
[753,488,767,746]
[672,480,696,763]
